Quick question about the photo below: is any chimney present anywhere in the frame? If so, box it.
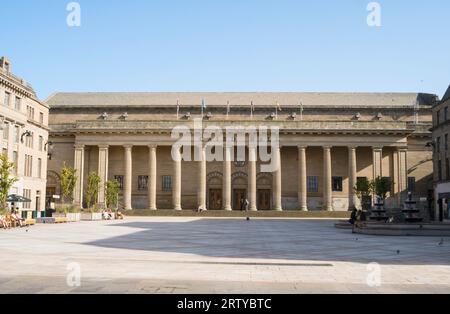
[0,57,11,73]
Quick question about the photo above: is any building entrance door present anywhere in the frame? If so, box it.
[258,189,271,210]
[233,189,247,210]
[209,189,222,210]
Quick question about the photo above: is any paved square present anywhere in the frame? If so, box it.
[0,217,449,294]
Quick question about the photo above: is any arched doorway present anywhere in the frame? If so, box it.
[232,171,248,210]
[207,171,223,210]
[46,170,61,209]
[257,173,273,210]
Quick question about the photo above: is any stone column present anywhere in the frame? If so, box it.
[392,149,400,207]
[173,147,182,211]
[398,148,408,203]
[198,145,207,211]
[148,145,157,210]
[323,146,333,211]
[273,146,282,211]
[124,145,133,211]
[372,147,383,179]
[298,146,308,211]
[73,144,85,208]
[348,146,358,210]
[223,146,232,211]
[248,146,257,211]
[98,145,109,207]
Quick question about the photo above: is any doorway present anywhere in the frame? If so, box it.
[258,189,271,210]
[233,189,247,210]
[209,189,222,210]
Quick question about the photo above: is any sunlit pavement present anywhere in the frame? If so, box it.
[0,217,449,294]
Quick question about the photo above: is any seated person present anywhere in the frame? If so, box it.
[116,211,124,220]
[0,214,11,229]
[11,209,25,228]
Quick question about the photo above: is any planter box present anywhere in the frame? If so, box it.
[81,212,103,221]
[52,213,81,222]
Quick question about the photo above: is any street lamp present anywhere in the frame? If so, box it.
[20,130,31,143]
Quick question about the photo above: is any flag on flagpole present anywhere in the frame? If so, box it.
[201,99,207,116]
[299,101,304,120]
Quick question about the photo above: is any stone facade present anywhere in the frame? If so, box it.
[432,85,450,221]
[0,57,49,218]
[46,92,435,211]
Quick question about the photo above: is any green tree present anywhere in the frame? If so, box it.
[355,177,372,211]
[61,163,77,203]
[105,180,120,210]
[0,154,18,211]
[85,172,101,209]
[373,176,392,201]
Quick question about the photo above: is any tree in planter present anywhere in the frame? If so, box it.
[61,163,77,204]
[355,177,373,211]
[372,176,392,204]
[105,180,120,211]
[0,154,18,211]
[85,172,101,210]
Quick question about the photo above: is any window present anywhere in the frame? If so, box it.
[12,151,18,175]
[24,155,33,177]
[37,158,42,178]
[1,148,7,157]
[26,105,35,120]
[438,160,443,181]
[445,107,449,121]
[138,176,149,191]
[162,176,172,192]
[23,189,31,209]
[25,132,33,148]
[437,137,441,153]
[307,176,319,193]
[332,177,343,192]
[39,112,44,124]
[114,175,124,190]
[13,126,19,143]
[437,110,441,126]
[3,122,9,140]
[408,177,416,193]
[39,136,44,151]
[15,97,21,111]
[446,134,449,152]
[4,92,10,107]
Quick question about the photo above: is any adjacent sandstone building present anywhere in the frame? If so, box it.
[433,85,450,221]
[46,92,434,212]
[0,57,49,218]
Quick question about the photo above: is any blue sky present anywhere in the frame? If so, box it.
[1,0,449,100]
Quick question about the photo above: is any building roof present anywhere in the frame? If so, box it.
[442,85,450,103]
[45,92,436,109]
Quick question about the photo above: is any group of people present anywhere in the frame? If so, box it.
[101,209,124,220]
[0,208,26,229]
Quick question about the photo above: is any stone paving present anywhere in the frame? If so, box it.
[0,217,449,294]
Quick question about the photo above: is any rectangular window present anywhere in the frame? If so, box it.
[39,136,44,151]
[445,107,449,121]
[23,189,31,209]
[37,158,42,178]
[437,137,441,153]
[4,92,10,107]
[15,97,21,111]
[408,177,416,193]
[12,151,18,175]
[13,125,19,143]
[162,176,172,192]
[438,160,443,181]
[24,155,33,177]
[138,176,149,191]
[26,132,33,148]
[446,134,449,152]
[114,175,124,190]
[27,105,35,120]
[2,148,7,157]
[437,110,441,126]
[307,176,319,193]
[3,122,9,140]
[39,112,44,124]
[332,177,343,192]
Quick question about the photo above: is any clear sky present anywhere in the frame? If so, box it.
[1,0,449,100]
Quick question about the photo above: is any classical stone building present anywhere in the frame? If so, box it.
[0,57,49,218]
[432,85,450,221]
[46,92,434,212]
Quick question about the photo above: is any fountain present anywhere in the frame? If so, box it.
[369,196,388,222]
[402,192,423,223]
